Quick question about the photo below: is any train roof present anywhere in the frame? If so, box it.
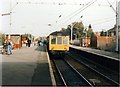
[49,31,69,36]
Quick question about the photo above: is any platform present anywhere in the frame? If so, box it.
[2,45,54,86]
[70,45,120,61]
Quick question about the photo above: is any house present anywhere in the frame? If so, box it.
[108,25,120,36]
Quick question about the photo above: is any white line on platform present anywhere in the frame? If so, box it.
[46,48,56,86]
[70,45,120,61]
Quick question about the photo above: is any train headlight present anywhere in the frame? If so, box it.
[51,47,54,50]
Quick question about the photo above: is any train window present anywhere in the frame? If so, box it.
[63,36,68,44]
[57,37,62,44]
[51,36,56,44]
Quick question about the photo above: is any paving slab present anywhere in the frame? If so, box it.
[70,45,120,61]
[2,45,52,86]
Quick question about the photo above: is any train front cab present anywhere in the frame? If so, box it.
[49,35,69,55]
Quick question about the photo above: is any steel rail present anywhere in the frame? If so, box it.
[67,54,119,86]
[52,59,67,86]
[53,58,93,86]
[63,58,93,87]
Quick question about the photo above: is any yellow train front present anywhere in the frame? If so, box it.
[48,32,69,55]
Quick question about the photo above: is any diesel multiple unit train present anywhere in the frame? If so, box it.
[47,31,70,55]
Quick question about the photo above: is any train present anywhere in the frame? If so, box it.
[47,31,70,55]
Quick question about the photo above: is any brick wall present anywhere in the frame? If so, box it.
[90,36,113,50]
[6,34,22,49]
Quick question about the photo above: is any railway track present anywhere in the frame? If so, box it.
[66,52,119,86]
[50,59,66,86]
[51,58,93,86]
[48,48,119,86]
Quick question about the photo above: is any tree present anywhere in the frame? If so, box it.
[72,22,84,39]
[2,34,5,44]
[87,24,94,37]
[66,25,71,36]
[60,27,70,36]
[61,28,66,32]
[100,30,106,36]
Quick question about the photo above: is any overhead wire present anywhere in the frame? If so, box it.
[57,0,93,22]
[56,0,97,29]
[10,0,19,11]
[106,0,117,14]
[96,0,101,6]
[17,0,108,26]
[14,0,116,30]
[17,0,107,6]
[40,0,91,30]
[55,0,94,27]
[88,16,115,23]
[92,17,115,25]
[64,0,97,22]
[57,0,117,29]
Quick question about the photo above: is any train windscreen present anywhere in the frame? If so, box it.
[51,36,56,44]
[57,37,62,44]
[63,36,68,44]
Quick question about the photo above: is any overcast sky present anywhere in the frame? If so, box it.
[0,0,120,36]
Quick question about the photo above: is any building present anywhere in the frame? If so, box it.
[6,34,22,49]
[90,36,113,50]
[0,33,2,46]
[94,32,100,36]
[21,34,35,46]
[108,1,120,36]
[108,25,120,36]
[80,37,90,47]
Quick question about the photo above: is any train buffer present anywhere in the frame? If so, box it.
[2,45,55,86]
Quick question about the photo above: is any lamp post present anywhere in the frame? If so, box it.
[83,27,87,47]
[1,0,12,40]
[70,24,73,43]
[1,12,11,39]
[1,0,18,40]
[86,28,87,47]
[115,0,119,52]
[9,0,12,39]
[106,30,108,47]
[70,23,77,43]
[70,16,83,44]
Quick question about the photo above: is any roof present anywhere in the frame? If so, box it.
[108,25,120,32]
[49,31,69,36]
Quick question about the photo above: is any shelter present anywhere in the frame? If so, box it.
[6,34,22,49]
